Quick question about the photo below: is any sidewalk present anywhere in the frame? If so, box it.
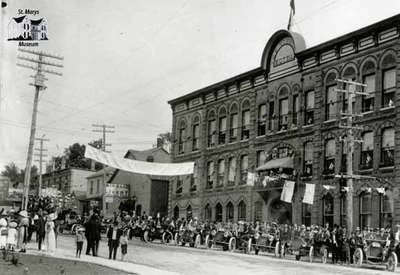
[25,243,181,275]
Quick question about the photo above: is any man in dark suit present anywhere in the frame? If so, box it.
[85,214,96,255]
[107,221,123,260]
[92,213,101,256]
[36,210,46,251]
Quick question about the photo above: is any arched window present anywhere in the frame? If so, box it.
[360,131,374,169]
[278,87,289,131]
[257,104,267,136]
[324,139,336,174]
[325,72,337,121]
[186,205,192,220]
[303,142,313,176]
[217,159,225,187]
[192,116,200,151]
[381,54,396,108]
[380,191,393,228]
[238,200,246,220]
[381,127,394,167]
[254,201,263,221]
[241,100,251,140]
[207,111,216,147]
[322,193,334,228]
[204,203,212,221]
[359,191,372,229]
[226,202,234,222]
[229,104,239,142]
[173,205,179,220]
[178,120,186,154]
[228,157,236,186]
[305,90,315,125]
[218,107,227,145]
[342,67,356,113]
[215,203,223,222]
[239,155,248,185]
[361,60,376,112]
[206,161,214,189]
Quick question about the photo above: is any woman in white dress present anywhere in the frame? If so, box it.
[45,213,56,252]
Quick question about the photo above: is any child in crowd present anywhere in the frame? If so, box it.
[76,227,85,258]
[120,229,128,261]
[7,222,18,251]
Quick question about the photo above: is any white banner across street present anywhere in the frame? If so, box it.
[85,145,194,176]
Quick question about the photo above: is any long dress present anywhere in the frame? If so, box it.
[45,221,56,252]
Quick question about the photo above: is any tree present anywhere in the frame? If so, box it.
[1,162,20,183]
[64,143,89,169]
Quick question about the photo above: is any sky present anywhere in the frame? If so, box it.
[0,0,399,171]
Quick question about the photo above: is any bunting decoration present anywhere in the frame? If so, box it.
[281,180,295,203]
[303,183,315,205]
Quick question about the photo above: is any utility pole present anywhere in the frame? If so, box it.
[335,79,367,235]
[92,124,114,212]
[17,48,63,210]
[34,135,50,197]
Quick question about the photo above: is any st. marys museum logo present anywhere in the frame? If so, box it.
[8,9,48,46]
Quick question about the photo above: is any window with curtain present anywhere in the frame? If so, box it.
[268,101,275,132]
[190,163,197,192]
[192,119,200,151]
[178,122,186,154]
[256,150,266,167]
[326,85,337,121]
[359,192,372,229]
[258,104,267,136]
[204,204,212,221]
[361,132,373,169]
[230,113,238,142]
[305,90,315,125]
[215,203,223,222]
[206,161,214,189]
[380,192,393,228]
[323,194,334,228]
[254,201,263,221]
[238,201,246,220]
[226,202,234,222]
[324,139,336,174]
[279,98,289,130]
[241,109,250,140]
[292,94,299,127]
[217,159,225,187]
[381,128,394,167]
[382,68,396,108]
[228,157,236,186]
[207,118,216,147]
[304,142,313,176]
[302,203,311,226]
[362,74,375,112]
[218,115,227,145]
[240,155,248,185]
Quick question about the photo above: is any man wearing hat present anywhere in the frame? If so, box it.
[36,209,46,251]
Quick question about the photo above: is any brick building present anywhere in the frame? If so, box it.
[168,14,400,229]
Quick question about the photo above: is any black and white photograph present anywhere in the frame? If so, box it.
[0,0,400,274]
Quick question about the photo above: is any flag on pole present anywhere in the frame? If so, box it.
[281,180,295,203]
[303,183,315,204]
[287,0,296,30]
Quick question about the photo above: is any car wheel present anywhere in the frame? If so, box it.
[353,248,363,267]
[205,235,212,249]
[321,247,328,264]
[143,231,149,243]
[174,233,179,245]
[161,232,167,244]
[309,246,314,263]
[228,237,236,252]
[274,242,280,257]
[246,238,252,254]
[194,235,201,248]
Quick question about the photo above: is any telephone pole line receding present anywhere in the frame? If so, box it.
[92,124,115,152]
[18,48,63,210]
[34,135,50,197]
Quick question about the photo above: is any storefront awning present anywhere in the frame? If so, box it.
[256,157,294,171]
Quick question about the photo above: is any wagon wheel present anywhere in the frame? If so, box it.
[280,244,285,258]
[274,241,280,257]
[161,232,166,244]
[247,238,252,254]
[143,230,150,243]
[309,246,314,263]
[194,234,201,248]
[321,247,328,264]
[228,237,236,252]
[387,252,398,272]
[353,248,363,267]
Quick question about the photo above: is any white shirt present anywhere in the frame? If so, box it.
[112,228,117,240]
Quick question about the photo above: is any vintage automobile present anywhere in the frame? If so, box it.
[353,238,398,272]
[175,229,201,248]
[248,231,280,256]
[205,229,236,252]
[281,230,317,262]
[143,224,165,243]
[129,223,145,240]
[57,210,79,234]
[161,224,175,244]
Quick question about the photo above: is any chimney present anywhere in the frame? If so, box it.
[156,137,163,148]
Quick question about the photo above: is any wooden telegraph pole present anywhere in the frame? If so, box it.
[17,48,63,210]
[34,134,50,197]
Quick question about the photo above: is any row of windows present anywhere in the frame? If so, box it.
[206,155,248,189]
[303,192,392,228]
[175,54,397,155]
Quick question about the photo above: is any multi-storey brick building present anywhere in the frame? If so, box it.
[168,14,400,230]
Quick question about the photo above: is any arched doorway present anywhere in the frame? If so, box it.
[226,202,234,222]
[173,205,179,220]
[135,204,142,216]
[215,203,223,222]
[268,199,291,224]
